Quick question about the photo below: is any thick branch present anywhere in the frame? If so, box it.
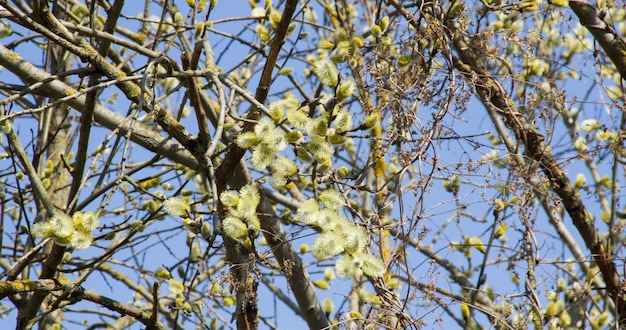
[450,28,621,303]
[258,196,330,329]
[214,0,299,189]
[225,165,329,329]
[210,2,300,328]
[569,0,626,79]
[0,44,199,170]
[0,279,64,299]
[0,1,206,162]
[0,278,167,329]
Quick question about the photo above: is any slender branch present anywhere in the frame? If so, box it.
[405,0,625,309]
[5,128,56,215]
[258,194,330,329]
[0,43,199,170]
[81,289,167,330]
[0,0,209,163]
[67,0,125,212]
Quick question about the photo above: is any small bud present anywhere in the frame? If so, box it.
[255,24,271,42]
[495,223,508,238]
[361,113,380,129]
[349,311,362,319]
[222,296,235,307]
[313,279,330,289]
[278,67,293,75]
[322,297,335,314]
[336,166,351,179]
[201,222,211,240]
[155,268,171,279]
[461,303,470,320]
[575,173,586,188]
[174,12,184,25]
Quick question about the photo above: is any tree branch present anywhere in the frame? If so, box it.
[214,0,299,189]
[0,44,199,170]
[446,16,621,311]
[569,0,626,80]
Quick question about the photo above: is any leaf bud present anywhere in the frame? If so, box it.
[313,279,330,289]
[361,112,380,129]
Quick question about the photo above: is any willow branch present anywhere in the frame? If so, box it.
[0,1,209,162]
[568,0,626,79]
[0,44,199,170]
[5,128,56,214]
[0,278,166,329]
[68,0,125,211]
[214,0,299,189]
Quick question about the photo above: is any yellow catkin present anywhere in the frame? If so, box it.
[381,229,392,283]
[322,1,339,27]
[370,123,382,149]
[374,156,386,177]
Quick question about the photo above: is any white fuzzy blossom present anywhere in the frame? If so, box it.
[312,232,345,259]
[297,199,321,224]
[50,213,74,238]
[319,189,345,210]
[359,253,386,278]
[31,211,99,250]
[163,197,190,217]
[579,119,600,132]
[335,255,361,279]
[335,253,385,279]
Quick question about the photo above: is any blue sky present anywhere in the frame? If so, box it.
[1,0,621,329]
